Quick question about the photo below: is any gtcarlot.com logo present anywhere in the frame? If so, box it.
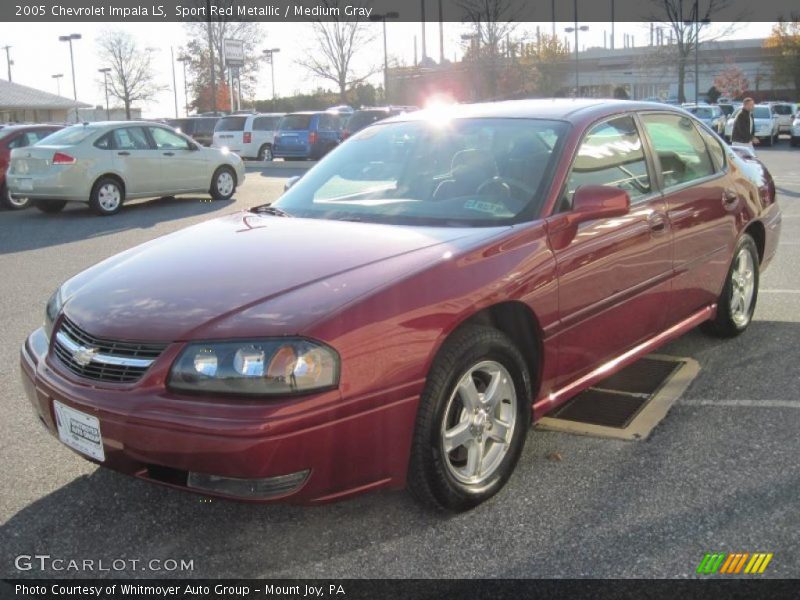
[697,552,773,575]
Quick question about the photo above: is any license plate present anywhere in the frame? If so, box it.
[53,400,105,461]
[17,178,33,191]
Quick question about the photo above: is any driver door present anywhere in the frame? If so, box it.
[546,114,673,386]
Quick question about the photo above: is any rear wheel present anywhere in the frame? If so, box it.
[407,325,532,511]
[258,144,273,161]
[702,234,759,337]
[763,135,773,147]
[791,136,799,147]
[90,177,124,216]
[34,199,67,213]
[1,183,30,210]
[210,166,236,200]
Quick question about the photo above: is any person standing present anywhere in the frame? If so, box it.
[731,97,759,155]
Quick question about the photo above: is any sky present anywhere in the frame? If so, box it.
[0,21,774,118]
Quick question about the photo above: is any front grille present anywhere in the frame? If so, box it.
[53,317,168,383]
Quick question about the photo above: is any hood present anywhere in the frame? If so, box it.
[61,212,495,341]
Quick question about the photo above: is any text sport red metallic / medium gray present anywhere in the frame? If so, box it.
[20,100,781,511]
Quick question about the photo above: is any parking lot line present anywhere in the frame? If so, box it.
[678,399,800,408]
[759,289,800,294]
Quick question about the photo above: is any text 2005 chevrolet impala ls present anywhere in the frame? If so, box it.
[21,100,780,511]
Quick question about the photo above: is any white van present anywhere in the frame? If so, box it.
[212,113,285,160]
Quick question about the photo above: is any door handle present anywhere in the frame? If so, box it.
[723,189,739,205]
[117,151,130,156]
[163,152,175,156]
[648,212,668,234]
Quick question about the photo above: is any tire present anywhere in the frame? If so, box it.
[1,182,31,210]
[763,135,773,147]
[34,199,67,213]
[210,166,236,200]
[257,144,273,161]
[701,234,759,338]
[791,137,799,147]
[407,325,532,511]
[89,177,124,216]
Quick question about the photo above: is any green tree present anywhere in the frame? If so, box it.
[764,18,800,95]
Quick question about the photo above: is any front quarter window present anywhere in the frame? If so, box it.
[273,118,567,227]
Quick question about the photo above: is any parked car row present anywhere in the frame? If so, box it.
[5,121,245,216]
[722,103,785,146]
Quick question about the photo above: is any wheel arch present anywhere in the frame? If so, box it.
[211,163,238,187]
[91,173,126,197]
[743,220,766,264]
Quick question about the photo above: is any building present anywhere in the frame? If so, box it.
[0,78,90,123]
[387,37,791,105]
[78,106,143,122]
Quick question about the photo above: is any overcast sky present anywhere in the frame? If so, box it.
[0,21,774,117]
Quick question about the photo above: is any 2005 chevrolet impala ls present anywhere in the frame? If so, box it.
[21,100,780,510]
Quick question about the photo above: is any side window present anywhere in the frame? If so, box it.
[253,117,278,131]
[565,115,651,208]
[317,114,330,130]
[112,127,152,150]
[94,133,112,150]
[641,113,715,188]
[696,127,726,172]
[149,127,190,150]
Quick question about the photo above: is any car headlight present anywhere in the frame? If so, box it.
[44,288,64,339]
[168,338,340,396]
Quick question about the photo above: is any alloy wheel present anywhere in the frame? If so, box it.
[216,171,234,197]
[730,246,756,328]
[98,183,121,212]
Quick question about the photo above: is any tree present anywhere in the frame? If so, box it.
[295,0,377,102]
[764,18,800,95]
[195,81,232,113]
[648,0,740,102]
[183,8,264,111]
[96,29,166,118]
[713,65,749,99]
[524,34,570,97]
[613,86,630,99]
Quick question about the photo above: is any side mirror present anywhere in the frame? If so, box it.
[284,175,301,192]
[571,185,631,223]
[189,142,200,151]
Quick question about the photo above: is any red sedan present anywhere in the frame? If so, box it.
[20,100,780,510]
[0,124,62,209]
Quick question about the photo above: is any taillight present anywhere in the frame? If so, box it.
[243,132,252,144]
[309,131,318,145]
[342,130,350,140]
[52,152,76,165]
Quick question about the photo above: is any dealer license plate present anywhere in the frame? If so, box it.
[53,400,105,461]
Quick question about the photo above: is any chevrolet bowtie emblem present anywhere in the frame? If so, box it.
[72,345,98,367]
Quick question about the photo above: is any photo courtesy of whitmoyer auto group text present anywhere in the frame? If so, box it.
[0,0,798,598]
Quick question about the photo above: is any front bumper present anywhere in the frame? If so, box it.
[20,328,418,503]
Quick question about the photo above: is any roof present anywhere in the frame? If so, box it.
[0,78,91,110]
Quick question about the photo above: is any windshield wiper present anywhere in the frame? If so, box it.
[251,204,292,217]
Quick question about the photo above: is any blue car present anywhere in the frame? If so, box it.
[273,111,344,160]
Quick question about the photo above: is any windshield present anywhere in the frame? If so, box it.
[34,125,97,146]
[753,107,771,119]
[273,118,567,227]
[772,104,792,115]
[215,116,247,132]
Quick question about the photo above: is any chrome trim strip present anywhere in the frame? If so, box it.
[55,330,155,368]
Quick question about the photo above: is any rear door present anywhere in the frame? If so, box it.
[547,114,672,386]
[212,116,247,153]
[109,126,163,195]
[148,126,208,192]
[276,114,312,154]
[639,111,736,324]
[251,115,281,154]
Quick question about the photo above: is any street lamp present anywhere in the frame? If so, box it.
[98,67,111,120]
[51,74,63,96]
[262,48,280,102]
[2,45,12,82]
[58,33,81,122]
[176,55,190,116]
[370,11,399,103]
[564,0,589,97]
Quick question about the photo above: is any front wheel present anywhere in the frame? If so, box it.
[407,325,532,511]
[210,166,236,200]
[258,144,273,161]
[702,234,759,337]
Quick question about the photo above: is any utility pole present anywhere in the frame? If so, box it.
[206,0,217,114]
[170,47,179,118]
[52,73,63,96]
[98,68,111,120]
[420,0,427,60]
[2,45,11,81]
[176,55,190,116]
[694,0,700,105]
[58,33,82,122]
[438,0,444,63]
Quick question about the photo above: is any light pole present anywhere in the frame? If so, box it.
[176,55,190,116]
[58,33,81,122]
[564,0,589,97]
[170,46,179,118]
[2,45,11,82]
[370,12,399,103]
[98,67,111,120]
[52,73,63,96]
[262,48,280,103]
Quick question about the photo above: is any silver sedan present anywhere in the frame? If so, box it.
[6,121,246,216]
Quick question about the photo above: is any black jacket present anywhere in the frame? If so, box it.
[732,109,754,143]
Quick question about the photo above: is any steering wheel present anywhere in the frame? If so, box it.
[476,176,538,200]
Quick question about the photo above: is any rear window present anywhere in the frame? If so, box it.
[215,116,247,132]
[772,104,792,115]
[347,111,389,131]
[193,119,218,135]
[168,119,193,134]
[279,114,312,130]
[253,116,280,131]
[33,125,96,146]
[753,107,771,119]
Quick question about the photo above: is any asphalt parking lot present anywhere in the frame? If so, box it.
[0,147,797,579]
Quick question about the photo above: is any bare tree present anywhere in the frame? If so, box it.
[295,0,377,102]
[457,0,526,99]
[96,29,166,119]
[648,0,741,102]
